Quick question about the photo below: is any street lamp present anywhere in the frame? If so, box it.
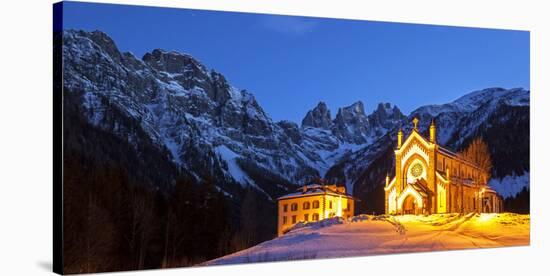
[480,188,486,213]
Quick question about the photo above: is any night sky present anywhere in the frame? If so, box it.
[62,1,530,123]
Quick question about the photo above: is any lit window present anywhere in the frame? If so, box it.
[303,202,310,210]
[312,213,319,221]
[312,200,319,209]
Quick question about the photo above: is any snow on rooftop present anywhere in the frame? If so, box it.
[277,183,351,200]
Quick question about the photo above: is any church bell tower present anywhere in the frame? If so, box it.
[429,119,437,143]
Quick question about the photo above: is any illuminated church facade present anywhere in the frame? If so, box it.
[385,118,502,215]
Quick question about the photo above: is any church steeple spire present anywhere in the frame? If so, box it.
[430,118,437,143]
[412,117,419,131]
[397,127,403,149]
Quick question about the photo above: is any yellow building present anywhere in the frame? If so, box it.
[385,118,502,215]
[277,183,355,236]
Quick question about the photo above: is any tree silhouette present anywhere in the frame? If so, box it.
[460,137,493,179]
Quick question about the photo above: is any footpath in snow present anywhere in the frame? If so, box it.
[203,213,530,265]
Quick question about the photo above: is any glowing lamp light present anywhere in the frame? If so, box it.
[337,196,343,217]
[478,213,497,223]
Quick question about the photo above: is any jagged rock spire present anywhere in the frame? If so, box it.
[301,101,333,129]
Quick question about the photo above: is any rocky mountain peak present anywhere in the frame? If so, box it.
[452,87,529,110]
[370,102,405,126]
[87,30,123,62]
[301,101,333,129]
[142,49,208,76]
[331,101,371,144]
[334,101,367,126]
[62,29,125,65]
[375,102,392,113]
[349,101,366,114]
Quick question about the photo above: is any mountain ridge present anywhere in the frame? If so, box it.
[62,29,530,209]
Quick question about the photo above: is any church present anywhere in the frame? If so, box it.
[385,118,502,215]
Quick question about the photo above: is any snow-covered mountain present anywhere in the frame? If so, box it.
[62,30,530,207]
[411,87,529,146]
[299,101,405,176]
[63,30,310,198]
[62,30,404,199]
[301,102,333,129]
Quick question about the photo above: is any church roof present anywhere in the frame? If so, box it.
[384,176,397,191]
[437,145,482,170]
[406,129,483,170]
[408,179,431,197]
[483,186,499,195]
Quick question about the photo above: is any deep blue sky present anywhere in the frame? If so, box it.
[62,1,530,123]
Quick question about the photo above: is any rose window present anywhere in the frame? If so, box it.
[410,163,423,178]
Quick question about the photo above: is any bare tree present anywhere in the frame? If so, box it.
[460,137,493,180]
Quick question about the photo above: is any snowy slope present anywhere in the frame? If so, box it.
[204,213,530,265]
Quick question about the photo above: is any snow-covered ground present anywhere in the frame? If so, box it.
[203,213,529,265]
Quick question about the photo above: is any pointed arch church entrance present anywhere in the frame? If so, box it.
[402,195,420,214]
[397,184,425,215]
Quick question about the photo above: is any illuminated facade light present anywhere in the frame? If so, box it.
[276,183,356,236]
[384,118,503,215]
